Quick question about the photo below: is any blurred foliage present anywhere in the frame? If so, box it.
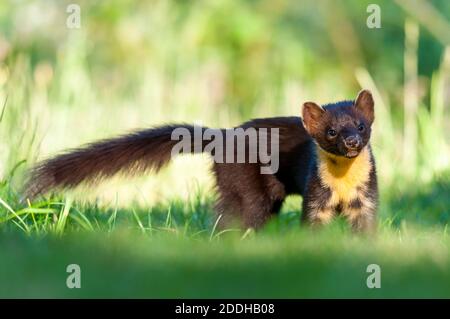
[0,0,449,201]
[0,0,448,111]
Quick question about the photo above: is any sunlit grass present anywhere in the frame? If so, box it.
[1,225,450,298]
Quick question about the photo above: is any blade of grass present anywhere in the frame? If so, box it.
[0,95,7,123]
[209,214,222,241]
[0,207,56,224]
[213,228,241,239]
[108,193,119,232]
[241,228,254,240]
[55,198,72,235]
[0,196,30,233]
[70,208,95,231]
[27,199,39,234]
[165,206,172,228]
[132,208,146,234]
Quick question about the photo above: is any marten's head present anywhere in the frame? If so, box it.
[302,90,374,158]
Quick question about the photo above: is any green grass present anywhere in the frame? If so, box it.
[1,220,450,298]
[0,173,449,298]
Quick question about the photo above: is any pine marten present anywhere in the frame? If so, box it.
[24,90,378,232]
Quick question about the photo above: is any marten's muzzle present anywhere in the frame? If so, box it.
[342,134,363,158]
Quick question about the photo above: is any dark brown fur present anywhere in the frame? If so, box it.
[24,90,378,232]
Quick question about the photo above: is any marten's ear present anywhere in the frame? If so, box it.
[302,102,325,135]
[354,89,374,124]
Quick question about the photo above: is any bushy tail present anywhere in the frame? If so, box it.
[24,124,206,200]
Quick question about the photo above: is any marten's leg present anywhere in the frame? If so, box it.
[343,197,377,233]
[302,202,335,226]
[214,191,272,229]
[213,163,285,229]
[301,176,335,226]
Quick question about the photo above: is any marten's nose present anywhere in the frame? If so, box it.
[344,135,361,149]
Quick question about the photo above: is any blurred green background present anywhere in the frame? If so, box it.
[0,0,449,298]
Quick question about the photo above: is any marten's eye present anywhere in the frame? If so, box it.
[358,123,365,132]
[327,129,337,137]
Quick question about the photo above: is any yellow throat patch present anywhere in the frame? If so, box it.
[317,146,371,206]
